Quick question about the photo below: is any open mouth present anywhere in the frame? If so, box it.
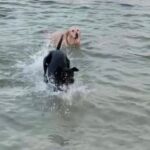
[68,78,74,84]
[75,33,78,39]
[62,77,74,84]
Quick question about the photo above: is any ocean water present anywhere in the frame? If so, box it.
[0,0,150,150]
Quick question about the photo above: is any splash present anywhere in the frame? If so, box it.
[15,39,91,105]
[59,82,91,105]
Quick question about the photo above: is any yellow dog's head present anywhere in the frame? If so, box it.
[66,26,81,47]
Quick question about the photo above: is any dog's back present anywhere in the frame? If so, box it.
[47,50,69,76]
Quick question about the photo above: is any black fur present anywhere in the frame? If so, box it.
[43,50,79,89]
[56,35,63,50]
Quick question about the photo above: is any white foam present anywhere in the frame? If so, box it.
[60,82,90,105]
[16,39,91,104]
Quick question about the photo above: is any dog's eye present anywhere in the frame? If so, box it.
[72,30,74,32]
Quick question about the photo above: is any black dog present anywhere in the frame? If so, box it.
[43,36,79,90]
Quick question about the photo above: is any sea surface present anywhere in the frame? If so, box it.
[0,0,150,150]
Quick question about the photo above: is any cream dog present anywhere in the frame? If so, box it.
[50,26,81,49]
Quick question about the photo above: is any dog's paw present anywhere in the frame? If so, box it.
[43,75,48,83]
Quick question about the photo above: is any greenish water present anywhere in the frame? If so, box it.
[0,0,150,150]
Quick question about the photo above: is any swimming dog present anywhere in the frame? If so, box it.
[43,36,79,90]
[50,26,81,49]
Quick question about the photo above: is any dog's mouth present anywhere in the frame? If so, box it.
[68,78,74,84]
[74,33,78,39]
[63,76,74,84]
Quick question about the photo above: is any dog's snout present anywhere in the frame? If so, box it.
[75,33,78,39]
[69,78,74,84]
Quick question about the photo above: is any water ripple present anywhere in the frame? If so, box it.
[0,0,150,149]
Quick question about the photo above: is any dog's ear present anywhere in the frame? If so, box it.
[71,67,79,72]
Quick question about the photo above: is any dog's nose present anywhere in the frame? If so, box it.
[75,33,78,39]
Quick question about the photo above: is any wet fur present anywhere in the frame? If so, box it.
[43,50,79,90]
[50,26,81,49]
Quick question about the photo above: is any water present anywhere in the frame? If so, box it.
[0,0,150,149]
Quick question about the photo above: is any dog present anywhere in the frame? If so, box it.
[50,26,81,49]
[43,50,79,91]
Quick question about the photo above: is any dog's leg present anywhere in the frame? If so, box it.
[44,75,48,83]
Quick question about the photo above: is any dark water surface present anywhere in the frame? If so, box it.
[0,0,150,150]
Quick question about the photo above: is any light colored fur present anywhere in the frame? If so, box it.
[50,26,81,48]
